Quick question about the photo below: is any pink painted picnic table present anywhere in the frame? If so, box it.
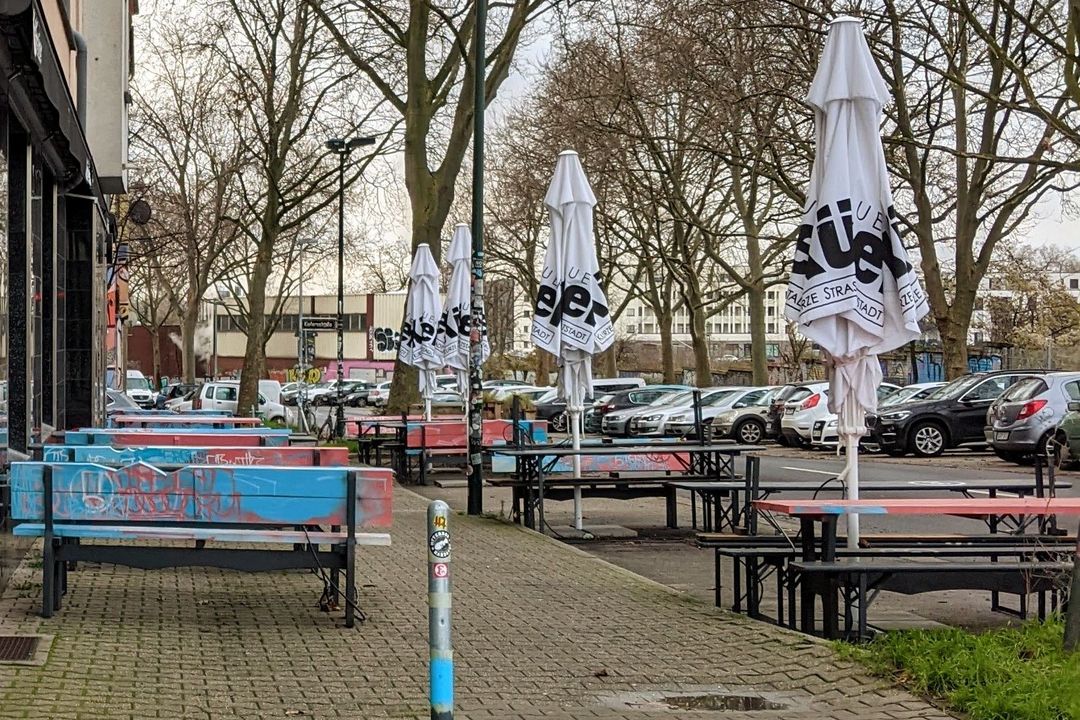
[754,497,1080,518]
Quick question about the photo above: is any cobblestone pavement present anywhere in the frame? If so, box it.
[0,487,954,719]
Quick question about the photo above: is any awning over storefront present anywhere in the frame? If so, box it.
[0,0,104,204]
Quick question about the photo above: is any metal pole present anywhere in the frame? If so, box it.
[466,0,487,517]
[336,151,346,438]
[299,248,305,372]
[427,500,453,720]
[212,303,218,379]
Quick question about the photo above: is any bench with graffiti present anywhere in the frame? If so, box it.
[58,427,292,447]
[40,444,348,467]
[10,462,393,627]
[393,419,548,484]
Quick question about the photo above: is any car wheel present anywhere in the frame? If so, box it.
[550,412,568,432]
[271,416,285,425]
[734,418,765,444]
[909,421,946,458]
[993,447,1030,465]
[1036,430,1056,458]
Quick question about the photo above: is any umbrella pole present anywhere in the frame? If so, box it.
[571,407,583,530]
[425,399,432,422]
[844,392,861,549]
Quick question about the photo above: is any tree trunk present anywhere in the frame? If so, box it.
[601,345,617,377]
[909,341,919,384]
[237,238,274,417]
[938,317,970,380]
[689,305,712,387]
[1065,528,1080,652]
[150,327,162,387]
[180,309,198,383]
[658,309,675,383]
[535,350,550,387]
[747,284,768,385]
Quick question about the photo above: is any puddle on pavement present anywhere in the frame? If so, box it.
[661,693,788,711]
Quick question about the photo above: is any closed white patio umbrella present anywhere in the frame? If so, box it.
[531,150,615,531]
[399,243,444,420]
[785,18,929,548]
[434,224,489,403]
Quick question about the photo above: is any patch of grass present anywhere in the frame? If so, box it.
[264,418,289,430]
[841,619,1080,720]
[325,438,359,455]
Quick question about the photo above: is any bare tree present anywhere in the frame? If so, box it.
[210,0,392,413]
[130,7,246,382]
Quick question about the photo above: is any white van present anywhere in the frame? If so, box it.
[125,370,156,409]
[258,379,283,405]
[191,381,287,423]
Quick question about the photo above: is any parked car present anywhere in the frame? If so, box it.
[986,372,1080,463]
[314,380,370,406]
[779,382,831,448]
[435,375,459,391]
[666,387,764,437]
[1055,397,1080,466]
[535,378,650,432]
[878,381,946,408]
[125,369,156,409]
[866,370,1042,458]
[709,387,779,444]
[280,382,301,404]
[585,385,690,434]
[190,381,286,423]
[156,382,197,409]
[430,390,465,409]
[764,385,805,445]
[808,383,902,448]
[367,381,393,407]
[482,379,530,390]
[630,388,741,437]
[602,390,692,436]
[106,388,139,413]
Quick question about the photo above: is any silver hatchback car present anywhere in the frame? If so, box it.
[987,371,1080,463]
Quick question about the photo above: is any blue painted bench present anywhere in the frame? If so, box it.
[11,462,393,626]
[61,428,291,447]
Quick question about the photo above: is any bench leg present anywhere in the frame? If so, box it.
[42,540,55,619]
[344,544,356,628]
[665,485,678,529]
[714,550,722,608]
[733,557,743,613]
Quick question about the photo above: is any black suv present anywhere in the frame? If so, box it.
[866,370,1041,457]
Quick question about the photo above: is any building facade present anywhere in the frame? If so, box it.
[205,292,410,383]
[0,0,133,592]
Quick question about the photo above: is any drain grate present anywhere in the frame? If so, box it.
[0,635,38,662]
[661,694,788,712]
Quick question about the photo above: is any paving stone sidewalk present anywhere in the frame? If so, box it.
[0,486,954,719]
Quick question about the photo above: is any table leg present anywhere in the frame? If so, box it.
[822,516,839,639]
[691,490,697,530]
[714,550,723,608]
[799,517,816,635]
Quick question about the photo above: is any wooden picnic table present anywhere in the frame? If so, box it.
[754,497,1080,638]
[670,477,1072,534]
[493,443,763,531]
[110,415,264,428]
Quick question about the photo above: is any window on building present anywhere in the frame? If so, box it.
[1071,278,1079,290]
[766,306,775,317]
[343,313,367,332]
[767,322,776,334]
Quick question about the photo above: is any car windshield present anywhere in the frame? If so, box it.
[701,390,739,407]
[927,375,983,400]
[880,386,922,407]
[653,391,692,407]
[127,377,151,391]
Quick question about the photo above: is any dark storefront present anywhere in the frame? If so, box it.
[0,1,110,591]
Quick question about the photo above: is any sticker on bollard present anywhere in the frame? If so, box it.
[428,500,453,720]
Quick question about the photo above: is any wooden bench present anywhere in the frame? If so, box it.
[10,462,393,627]
[40,445,349,467]
[59,429,291,447]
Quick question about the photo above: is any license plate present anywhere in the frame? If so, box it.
[765,422,774,432]
[785,408,796,415]
[995,431,1009,441]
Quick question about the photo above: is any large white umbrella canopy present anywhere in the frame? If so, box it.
[785,17,930,547]
[434,224,490,397]
[399,243,444,420]
[531,150,615,530]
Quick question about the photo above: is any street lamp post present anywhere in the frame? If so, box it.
[325,136,376,438]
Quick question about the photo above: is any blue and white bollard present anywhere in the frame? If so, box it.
[428,500,453,720]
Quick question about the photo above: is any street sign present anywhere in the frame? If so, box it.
[301,316,340,331]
